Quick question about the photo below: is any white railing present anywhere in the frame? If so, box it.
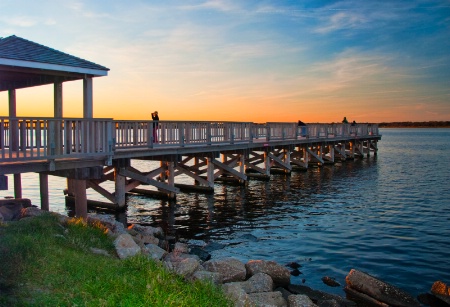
[0,117,379,162]
[306,123,378,139]
[113,121,254,148]
[0,117,114,162]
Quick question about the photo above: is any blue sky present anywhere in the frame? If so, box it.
[1,0,449,122]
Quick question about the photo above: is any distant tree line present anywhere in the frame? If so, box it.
[378,121,450,128]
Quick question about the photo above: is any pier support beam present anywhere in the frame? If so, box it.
[115,169,126,207]
[14,174,22,199]
[207,158,215,186]
[73,179,87,219]
[264,150,271,175]
[39,173,49,211]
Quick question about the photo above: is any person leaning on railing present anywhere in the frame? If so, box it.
[151,111,159,143]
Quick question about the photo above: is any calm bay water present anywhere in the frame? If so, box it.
[2,128,450,297]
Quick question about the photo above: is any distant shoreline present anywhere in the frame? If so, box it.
[378,121,450,128]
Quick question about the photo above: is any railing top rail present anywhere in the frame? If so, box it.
[0,116,113,121]
[0,116,379,126]
[113,120,254,124]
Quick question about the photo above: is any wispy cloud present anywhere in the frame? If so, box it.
[313,1,418,34]
[1,16,38,27]
[178,0,240,13]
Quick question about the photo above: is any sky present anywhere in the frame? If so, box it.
[1,0,449,123]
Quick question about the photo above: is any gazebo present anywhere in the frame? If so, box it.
[0,35,109,118]
[0,35,110,217]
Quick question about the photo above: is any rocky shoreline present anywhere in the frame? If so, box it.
[1,200,450,307]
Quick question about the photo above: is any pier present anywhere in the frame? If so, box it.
[0,35,381,218]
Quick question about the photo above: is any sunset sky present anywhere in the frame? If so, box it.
[1,0,449,123]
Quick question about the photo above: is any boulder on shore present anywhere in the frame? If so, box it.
[430,280,450,305]
[345,269,420,307]
[0,198,32,221]
[246,260,291,287]
[203,258,247,283]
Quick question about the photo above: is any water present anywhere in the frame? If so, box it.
[2,128,450,298]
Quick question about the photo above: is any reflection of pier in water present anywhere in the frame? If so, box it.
[105,158,378,243]
[0,35,381,219]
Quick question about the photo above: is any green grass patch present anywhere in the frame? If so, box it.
[0,214,231,306]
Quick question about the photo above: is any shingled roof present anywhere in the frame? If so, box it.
[0,35,109,91]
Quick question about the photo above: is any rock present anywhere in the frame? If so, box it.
[290,269,302,276]
[142,243,167,261]
[417,292,450,307]
[345,269,420,307]
[0,201,28,221]
[321,276,341,287]
[114,233,141,259]
[190,270,223,285]
[173,242,189,253]
[189,246,211,262]
[127,224,164,238]
[20,206,47,219]
[431,280,450,305]
[245,260,291,287]
[203,258,246,283]
[88,214,127,235]
[164,251,200,263]
[241,273,273,294]
[288,294,318,307]
[89,247,111,257]
[344,286,388,307]
[158,239,170,251]
[222,283,255,307]
[164,257,200,277]
[288,284,355,307]
[317,299,341,307]
[275,286,293,302]
[248,291,287,307]
[286,262,302,269]
[0,198,32,207]
[133,233,159,247]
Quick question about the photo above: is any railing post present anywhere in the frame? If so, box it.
[0,120,4,159]
[148,122,154,148]
[266,124,271,141]
[230,123,235,144]
[48,120,56,156]
[207,122,212,145]
[10,118,19,152]
[20,120,27,152]
[180,122,185,147]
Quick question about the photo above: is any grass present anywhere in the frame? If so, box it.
[0,213,231,306]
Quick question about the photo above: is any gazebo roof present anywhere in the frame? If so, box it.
[0,35,109,92]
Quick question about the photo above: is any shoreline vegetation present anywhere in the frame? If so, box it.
[0,212,231,306]
[378,121,450,128]
[3,206,449,306]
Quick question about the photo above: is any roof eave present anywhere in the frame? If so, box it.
[0,58,109,77]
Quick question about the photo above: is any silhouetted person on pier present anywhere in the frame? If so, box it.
[152,111,159,142]
[342,117,348,124]
[298,120,307,137]
[351,120,356,126]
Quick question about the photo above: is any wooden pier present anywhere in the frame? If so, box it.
[0,35,381,218]
[0,118,380,216]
